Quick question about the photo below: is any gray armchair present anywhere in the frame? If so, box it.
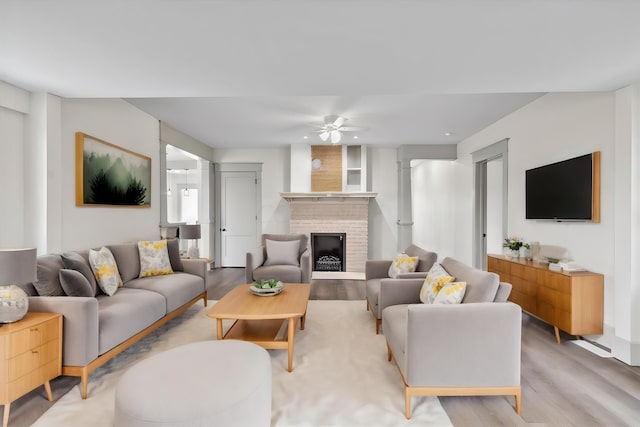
[365,244,437,333]
[380,257,521,418]
[246,234,311,284]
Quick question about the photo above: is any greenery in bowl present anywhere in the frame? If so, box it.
[252,279,283,289]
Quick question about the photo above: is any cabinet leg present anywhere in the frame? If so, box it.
[3,403,9,427]
[44,380,53,401]
[554,326,561,344]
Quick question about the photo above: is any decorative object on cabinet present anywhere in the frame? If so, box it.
[488,254,603,343]
[0,248,37,323]
[0,312,62,427]
[179,224,201,259]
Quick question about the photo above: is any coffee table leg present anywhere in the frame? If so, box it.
[216,319,223,340]
[287,317,295,372]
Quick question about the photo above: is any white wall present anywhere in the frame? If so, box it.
[58,99,160,251]
[0,105,26,247]
[486,157,504,254]
[368,147,398,259]
[456,92,616,346]
[411,159,456,260]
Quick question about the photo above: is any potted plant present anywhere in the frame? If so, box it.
[503,237,523,259]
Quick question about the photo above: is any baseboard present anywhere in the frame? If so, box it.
[312,271,365,280]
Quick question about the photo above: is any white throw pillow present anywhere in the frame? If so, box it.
[89,247,123,296]
[433,281,467,304]
[264,239,301,266]
[138,240,174,278]
[388,253,419,278]
[419,263,455,304]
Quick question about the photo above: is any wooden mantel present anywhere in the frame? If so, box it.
[280,192,377,202]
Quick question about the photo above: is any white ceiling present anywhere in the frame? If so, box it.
[2,0,640,148]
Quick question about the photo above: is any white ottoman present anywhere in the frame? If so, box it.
[114,340,272,427]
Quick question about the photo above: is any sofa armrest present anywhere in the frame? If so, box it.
[494,282,513,302]
[28,296,99,367]
[404,302,522,386]
[300,248,311,283]
[365,260,393,280]
[246,246,265,283]
[181,258,207,279]
[378,278,424,313]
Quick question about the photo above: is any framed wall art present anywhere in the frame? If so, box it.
[75,132,151,207]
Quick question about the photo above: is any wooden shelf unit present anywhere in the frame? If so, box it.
[0,312,62,427]
[488,255,603,343]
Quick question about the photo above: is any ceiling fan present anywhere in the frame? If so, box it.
[316,115,361,144]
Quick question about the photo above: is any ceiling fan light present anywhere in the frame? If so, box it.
[330,130,341,144]
[319,131,330,142]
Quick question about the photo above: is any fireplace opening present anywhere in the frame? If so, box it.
[311,233,346,272]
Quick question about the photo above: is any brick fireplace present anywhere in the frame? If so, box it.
[281,193,376,273]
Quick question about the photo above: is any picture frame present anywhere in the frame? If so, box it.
[75,132,151,207]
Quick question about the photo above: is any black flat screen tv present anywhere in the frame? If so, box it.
[525,152,600,222]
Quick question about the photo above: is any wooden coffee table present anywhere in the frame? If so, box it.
[207,283,310,372]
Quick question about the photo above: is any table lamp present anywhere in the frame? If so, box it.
[179,224,201,259]
[0,248,37,323]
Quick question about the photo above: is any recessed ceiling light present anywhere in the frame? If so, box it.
[353,135,358,139]
[303,136,308,139]
[444,132,452,136]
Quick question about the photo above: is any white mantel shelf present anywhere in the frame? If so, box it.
[281,192,377,202]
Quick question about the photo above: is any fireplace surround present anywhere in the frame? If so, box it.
[311,233,346,271]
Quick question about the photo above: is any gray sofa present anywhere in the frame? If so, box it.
[21,241,208,399]
[365,245,437,333]
[380,257,521,418]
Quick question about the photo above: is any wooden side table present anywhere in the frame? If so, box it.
[0,312,62,427]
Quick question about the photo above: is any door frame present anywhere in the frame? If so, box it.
[472,139,509,269]
[214,163,262,267]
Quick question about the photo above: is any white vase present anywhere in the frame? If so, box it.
[504,249,520,259]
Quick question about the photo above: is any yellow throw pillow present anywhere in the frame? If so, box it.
[138,240,174,278]
[388,253,419,278]
[89,247,123,296]
[419,263,455,303]
[433,281,467,304]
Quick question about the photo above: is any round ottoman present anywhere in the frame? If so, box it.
[114,340,272,427]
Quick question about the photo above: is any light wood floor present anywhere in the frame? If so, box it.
[6,268,640,426]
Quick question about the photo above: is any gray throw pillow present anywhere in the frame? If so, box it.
[33,254,66,296]
[166,238,184,272]
[264,239,300,266]
[62,252,98,296]
[59,269,95,297]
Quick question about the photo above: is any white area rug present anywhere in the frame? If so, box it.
[34,300,452,426]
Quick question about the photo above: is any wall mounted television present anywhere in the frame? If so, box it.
[525,152,600,222]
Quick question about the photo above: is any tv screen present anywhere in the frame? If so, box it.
[525,153,597,221]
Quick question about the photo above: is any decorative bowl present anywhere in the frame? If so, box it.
[249,280,284,296]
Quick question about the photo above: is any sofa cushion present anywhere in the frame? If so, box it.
[125,272,205,312]
[419,263,455,304]
[404,245,437,272]
[59,269,95,297]
[440,257,500,303]
[138,240,174,278]
[388,254,419,278]
[89,247,123,296]
[166,238,184,272]
[107,243,140,283]
[264,239,300,266]
[97,288,166,355]
[34,254,65,296]
[433,282,467,304]
[62,251,99,296]
[262,233,308,256]
[253,265,302,283]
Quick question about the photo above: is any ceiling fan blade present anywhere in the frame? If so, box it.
[330,130,342,144]
[338,126,365,132]
[319,131,330,142]
[332,116,346,128]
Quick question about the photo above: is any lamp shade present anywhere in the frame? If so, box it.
[0,248,37,285]
[179,224,201,240]
[0,248,36,323]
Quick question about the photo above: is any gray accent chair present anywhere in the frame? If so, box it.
[381,257,521,418]
[365,245,437,333]
[246,234,311,284]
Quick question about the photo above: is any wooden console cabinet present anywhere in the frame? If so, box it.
[488,255,603,343]
[0,312,62,427]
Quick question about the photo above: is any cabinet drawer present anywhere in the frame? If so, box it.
[508,290,536,314]
[7,317,60,359]
[8,339,60,382]
[510,276,537,296]
[538,286,571,312]
[488,258,509,276]
[8,359,60,402]
[538,271,571,293]
[510,264,536,281]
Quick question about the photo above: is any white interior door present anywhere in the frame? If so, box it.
[220,171,258,267]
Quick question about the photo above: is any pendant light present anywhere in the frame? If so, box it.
[184,169,190,197]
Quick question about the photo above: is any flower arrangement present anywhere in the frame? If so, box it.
[503,237,524,251]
